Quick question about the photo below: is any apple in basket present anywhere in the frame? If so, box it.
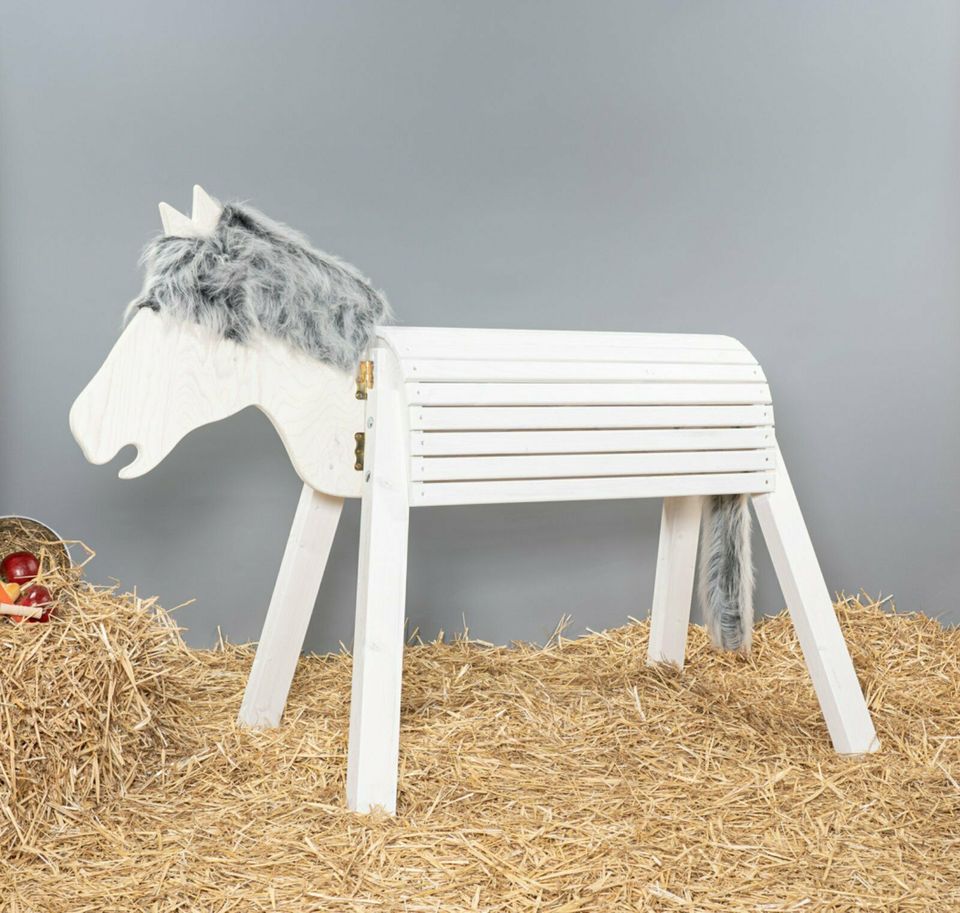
[0,550,52,622]
[2,550,39,585]
[14,584,53,623]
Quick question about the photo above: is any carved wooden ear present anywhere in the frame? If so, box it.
[158,201,197,238]
[191,184,222,234]
[158,186,222,238]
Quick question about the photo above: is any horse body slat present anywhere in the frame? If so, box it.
[411,427,774,456]
[410,448,776,482]
[378,325,750,359]
[403,359,766,383]
[409,471,776,507]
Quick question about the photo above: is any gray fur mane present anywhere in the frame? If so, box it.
[126,202,391,370]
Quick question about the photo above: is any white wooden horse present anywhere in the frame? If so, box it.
[71,187,879,815]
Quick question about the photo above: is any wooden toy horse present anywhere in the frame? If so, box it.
[70,187,878,815]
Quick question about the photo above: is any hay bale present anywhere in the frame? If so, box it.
[0,559,199,851]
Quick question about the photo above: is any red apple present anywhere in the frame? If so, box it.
[2,551,39,585]
[15,584,52,623]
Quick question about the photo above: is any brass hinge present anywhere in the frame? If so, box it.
[356,360,374,399]
[354,432,365,471]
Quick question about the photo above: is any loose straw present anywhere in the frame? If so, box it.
[0,542,956,911]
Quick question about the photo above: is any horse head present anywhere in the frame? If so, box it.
[69,186,376,497]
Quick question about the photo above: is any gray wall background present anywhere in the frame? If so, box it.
[1,1,958,650]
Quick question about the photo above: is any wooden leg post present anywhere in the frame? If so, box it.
[347,350,410,814]
[647,496,702,668]
[238,484,344,729]
[752,447,879,754]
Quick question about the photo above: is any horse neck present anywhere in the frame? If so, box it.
[252,337,364,498]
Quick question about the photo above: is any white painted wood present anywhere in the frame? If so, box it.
[70,310,363,498]
[752,448,879,754]
[158,201,198,238]
[408,382,772,407]
[403,359,766,383]
[404,348,757,366]
[411,448,775,482]
[379,326,752,361]
[347,347,411,814]
[238,484,343,728]
[411,470,775,507]
[413,427,775,456]
[191,184,222,234]
[159,184,222,238]
[410,404,774,431]
[647,497,702,668]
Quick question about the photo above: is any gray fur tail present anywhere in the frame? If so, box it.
[698,494,755,654]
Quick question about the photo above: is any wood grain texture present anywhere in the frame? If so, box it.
[70,310,363,497]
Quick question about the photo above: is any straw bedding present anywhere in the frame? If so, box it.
[0,560,957,911]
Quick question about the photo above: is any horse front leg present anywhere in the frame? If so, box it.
[238,483,344,728]
[346,347,410,814]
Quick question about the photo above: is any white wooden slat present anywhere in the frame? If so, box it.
[410,404,774,431]
[378,326,748,359]
[411,448,775,482]
[395,344,756,366]
[412,427,774,456]
[408,382,771,407]
[401,349,765,382]
[402,359,765,383]
[381,326,746,351]
[410,470,775,506]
